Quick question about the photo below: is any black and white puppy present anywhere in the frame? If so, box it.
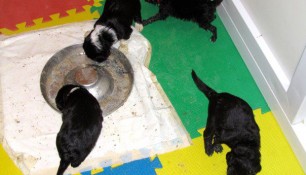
[191,70,261,175]
[143,0,223,42]
[83,0,143,63]
[55,84,103,175]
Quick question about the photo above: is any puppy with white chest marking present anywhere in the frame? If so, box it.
[143,0,223,42]
[191,70,261,175]
[55,84,103,175]
[83,0,143,63]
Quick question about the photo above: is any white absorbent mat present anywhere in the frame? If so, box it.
[0,21,191,175]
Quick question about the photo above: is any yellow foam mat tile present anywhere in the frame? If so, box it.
[156,109,305,175]
[0,144,23,175]
[93,0,104,7]
[0,5,100,36]
[90,167,103,174]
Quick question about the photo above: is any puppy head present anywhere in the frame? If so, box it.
[55,85,80,111]
[226,147,261,175]
[83,25,117,63]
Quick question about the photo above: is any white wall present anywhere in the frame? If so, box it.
[217,0,306,172]
[241,0,306,84]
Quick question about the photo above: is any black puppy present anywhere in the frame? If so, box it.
[191,70,261,175]
[83,0,143,62]
[55,84,103,175]
[143,0,222,42]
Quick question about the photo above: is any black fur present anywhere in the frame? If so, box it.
[143,0,222,42]
[55,85,103,175]
[83,0,142,62]
[191,70,261,175]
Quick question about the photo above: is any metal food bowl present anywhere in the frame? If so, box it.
[40,44,134,116]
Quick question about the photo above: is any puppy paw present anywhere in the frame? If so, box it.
[135,23,144,32]
[210,36,217,42]
[205,146,214,156]
[119,40,128,47]
[214,144,223,153]
[119,40,129,54]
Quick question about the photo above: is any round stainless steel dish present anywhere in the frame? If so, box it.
[40,44,134,116]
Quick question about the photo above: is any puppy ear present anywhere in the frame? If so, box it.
[232,146,261,174]
[226,152,239,175]
[55,85,77,111]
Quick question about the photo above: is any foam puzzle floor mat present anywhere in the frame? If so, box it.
[2,109,303,175]
[58,110,306,174]
[95,110,303,175]
[0,0,103,35]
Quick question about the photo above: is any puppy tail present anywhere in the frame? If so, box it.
[57,159,70,175]
[191,70,217,99]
